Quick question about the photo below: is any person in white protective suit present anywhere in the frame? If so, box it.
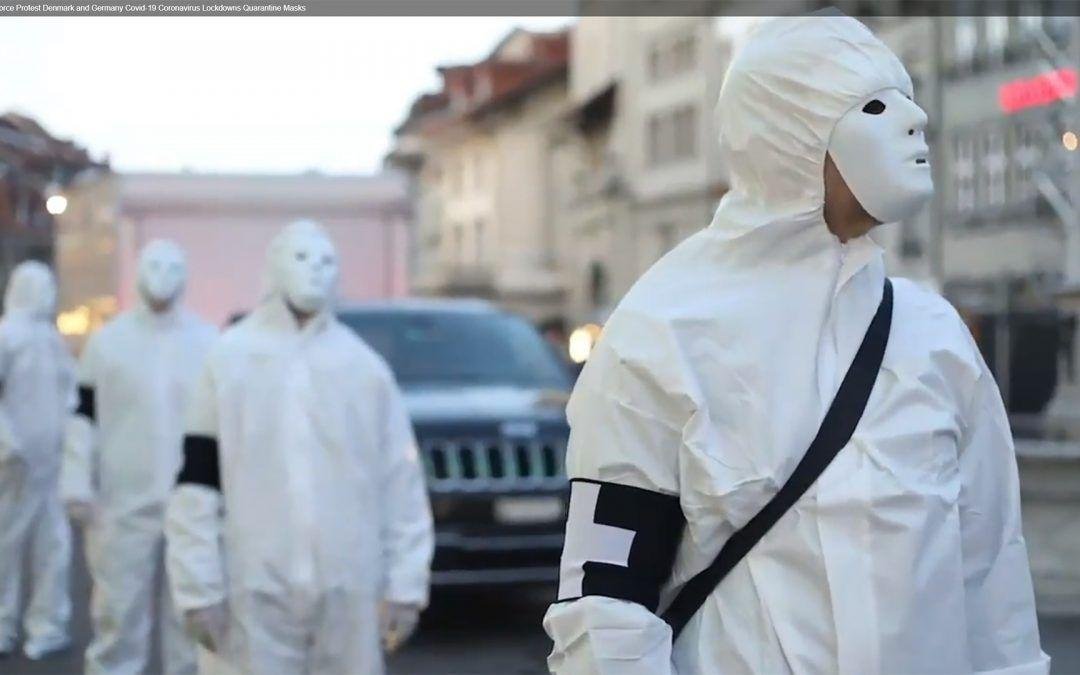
[165,219,434,675]
[0,261,74,660]
[62,240,215,675]
[543,14,1050,675]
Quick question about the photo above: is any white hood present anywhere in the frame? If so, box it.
[4,260,57,320]
[598,14,912,470]
[711,14,911,237]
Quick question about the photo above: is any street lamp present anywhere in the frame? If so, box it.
[568,323,602,364]
[46,193,68,215]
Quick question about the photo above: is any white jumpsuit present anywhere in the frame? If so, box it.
[165,296,434,675]
[544,15,1049,675]
[0,262,74,655]
[64,304,215,674]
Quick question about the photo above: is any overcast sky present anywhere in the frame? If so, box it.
[0,16,571,175]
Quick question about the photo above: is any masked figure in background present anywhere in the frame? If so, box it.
[63,240,215,675]
[165,220,434,675]
[0,262,74,660]
[544,15,1048,675]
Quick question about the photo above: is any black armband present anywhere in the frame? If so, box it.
[76,385,96,422]
[176,434,221,491]
[555,478,685,612]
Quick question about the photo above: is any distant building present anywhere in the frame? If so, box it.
[53,167,120,348]
[875,11,1080,616]
[551,16,734,332]
[112,171,410,327]
[391,10,1078,384]
[0,112,106,306]
[919,14,1078,422]
[390,28,572,325]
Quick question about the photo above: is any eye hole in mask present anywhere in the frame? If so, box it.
[862,99,886,115]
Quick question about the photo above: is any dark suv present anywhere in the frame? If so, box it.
[339,299,571,587]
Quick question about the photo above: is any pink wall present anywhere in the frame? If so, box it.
[116,173,409,327]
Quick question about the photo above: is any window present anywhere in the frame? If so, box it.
[953,133,977,213]
[648,31,698,81]
[1043,9,1072,38]
[670,34,697,74]
[1018,13,1042,36]
[648,115,662,166]
[472,154,485,190]
[985,16,1009,58]
[427,160,443,185]
[423,232,441,258]
[1010,122,1042,202]
[954,17,977,65]
[647,103,699,166]
[445,159,463,197]
[474,218,485,263]
[588,262,609,309]
[452,222,464,263]
[673,106,697,160]
[1018,3,1070,37]
[984,128,1007,207]
[657,223,678,258]
[648,45,662,80]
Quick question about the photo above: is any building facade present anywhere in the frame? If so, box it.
[900,12,1080,613]
[391,29,573,325]
[918,13,1079,422]
[0,112,106,311]
[551,16,733,332]
[393,11,1078,396]
[53,167,120,348]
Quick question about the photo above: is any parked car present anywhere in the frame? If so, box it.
[339,298,572,587]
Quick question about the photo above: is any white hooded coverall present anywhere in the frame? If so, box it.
[543,16,1049,675]
[63,289,215,674]
[165,241,434,674]
[0,261,74,654]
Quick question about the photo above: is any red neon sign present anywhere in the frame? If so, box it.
[999,68,1078,114]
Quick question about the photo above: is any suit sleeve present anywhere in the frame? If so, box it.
[378,369,435,607]
[165,358,228,612]
[60,334,100,502]
[543,323,688,675]
[958,359,1050,675]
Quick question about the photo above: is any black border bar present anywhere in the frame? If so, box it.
[1,0,1079,18]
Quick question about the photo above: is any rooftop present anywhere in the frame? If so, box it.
[394,27,570,138]
[0,112,105,176]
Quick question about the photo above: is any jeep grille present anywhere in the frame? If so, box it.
[419,436,567,492]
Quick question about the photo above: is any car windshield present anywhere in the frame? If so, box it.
[340,309,571,390]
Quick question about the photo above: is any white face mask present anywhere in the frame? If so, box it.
[276,228,339,315]
[137,241,187,309]
[828,87,934,224]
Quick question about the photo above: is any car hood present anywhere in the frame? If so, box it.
[403,385,570,425]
